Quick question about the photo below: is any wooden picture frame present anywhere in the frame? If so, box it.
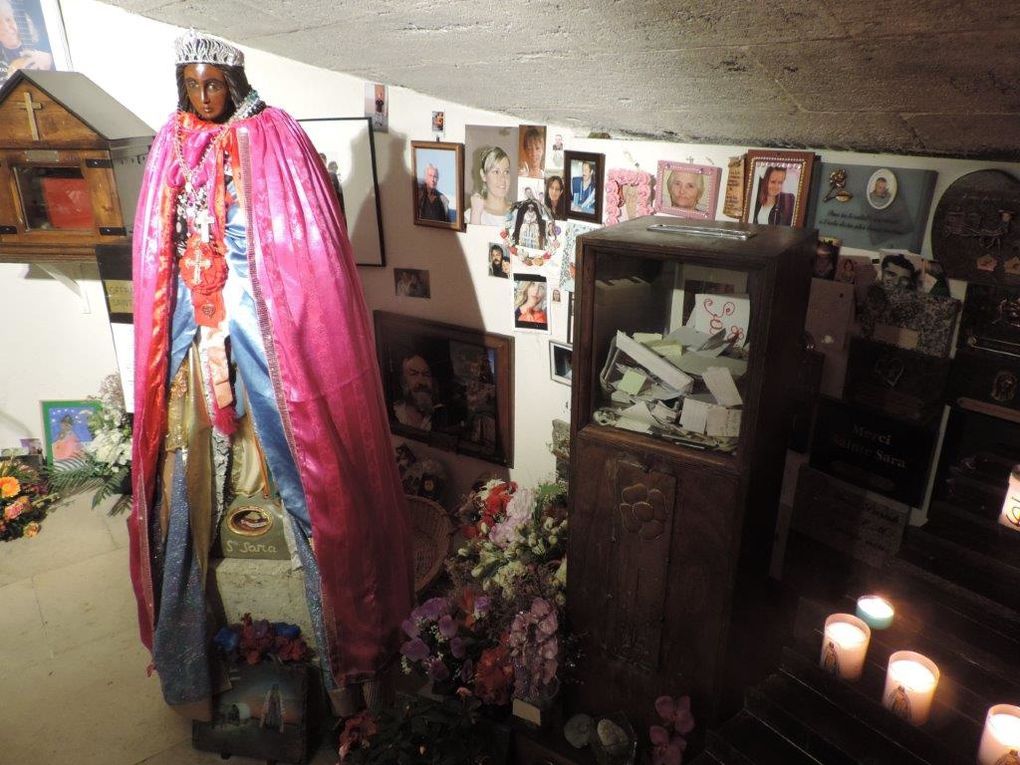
[564,150,604,224]
[374,311,514,466]
[40,399,99,464]
[742,149,816,228]
[299,117,386,266]
[411,140,466,231]
[654,161,721,220]
[605,168,654,225]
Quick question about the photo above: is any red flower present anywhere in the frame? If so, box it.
[473,643,513,706]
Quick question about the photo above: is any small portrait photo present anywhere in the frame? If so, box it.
[544,174,568,220]
[394,268,431,298]
[813,237,841,280]
[551,288,562,303]
[549,341,573,386]
[565,150,604,224]
[513,273,550,331]
[509,198,551,252]
[743,150,815,228]
[867,169,897,211]
[517,177,545,207]
[488,242,510,279]
[879,252,919,292]
[19,437,42,455]
[655,162,721,220]
[465,125,519,227]
[606,168,654,225]
[431,111,445,135]
[551,133,564,167]
[41,400,100,464]
[411,141,464,230]
[518,125,547,179]
[835,255,858,284]
[365,82,388,132]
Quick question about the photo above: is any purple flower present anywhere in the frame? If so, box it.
[672,695,695,735]
[427,658,450,681]
[649,725,670,747]
[418,597,451,621]
[457,658,474,682]
[400,637,430,663]
[536,612,558,638]
[401,618,419,639]
[438,614,458,639]
[539,637,558,661]
[473,596,491,618]
[530,598,552,619]
[450,636,466,659]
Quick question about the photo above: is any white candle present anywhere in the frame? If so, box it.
[856,595,895,630]
[820,613,871,681]
[978,705,1020,765]
[999,466,1020,532]
[883,651,939,726]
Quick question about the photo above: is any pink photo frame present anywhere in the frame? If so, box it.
[655,161,721,220]
[604,168,654,225]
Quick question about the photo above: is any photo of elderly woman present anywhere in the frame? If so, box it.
[655,161,720,220]
[513,274,549,331]
[465,125,519,226]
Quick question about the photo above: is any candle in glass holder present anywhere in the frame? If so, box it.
[978,704,1020,765]
[1000,466,1020,532]
[883,651,939,726]
[856,595,895,630]
[820,613,871,681]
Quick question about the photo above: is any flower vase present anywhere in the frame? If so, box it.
[511,694,559,730]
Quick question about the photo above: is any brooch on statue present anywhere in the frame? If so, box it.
[823,168,853,203]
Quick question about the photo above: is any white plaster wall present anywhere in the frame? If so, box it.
[1,0,1018,501]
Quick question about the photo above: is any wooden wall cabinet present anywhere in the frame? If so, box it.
[566,217,814,728]
[0,71,153,264]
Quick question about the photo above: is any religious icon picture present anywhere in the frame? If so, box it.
[564,150,604,224]
[40,399,99,464]
[655,161,721,221]
[742,150,816,227]
[411,141,465,231]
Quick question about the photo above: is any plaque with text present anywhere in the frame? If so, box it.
[844,337,950,424]
[808,162,937,253]
[809,397,938,505]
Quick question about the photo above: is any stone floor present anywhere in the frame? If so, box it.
[0,494,338,765]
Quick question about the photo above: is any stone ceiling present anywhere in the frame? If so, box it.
[103,0,1020,159]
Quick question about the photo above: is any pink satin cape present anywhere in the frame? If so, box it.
[129,107,413,685]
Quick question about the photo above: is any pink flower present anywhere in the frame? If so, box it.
[438,614,458,639]
[4,496,29,520]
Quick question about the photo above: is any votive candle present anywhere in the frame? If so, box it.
[856,595,895,630]
[978,704,1020,765]
[883,651,939,726]
[820,613,871,681]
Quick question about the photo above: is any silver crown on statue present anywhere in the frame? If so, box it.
[174,29,244,68]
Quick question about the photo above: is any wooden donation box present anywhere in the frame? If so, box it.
[567,217,813,726]
[0,70,153,263]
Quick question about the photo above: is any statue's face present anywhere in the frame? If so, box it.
[183,63,230,121]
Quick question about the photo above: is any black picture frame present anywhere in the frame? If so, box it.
[298,117,387,267]
[374,311,514,466]
[564,150,604,224]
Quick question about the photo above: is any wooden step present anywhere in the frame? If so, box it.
[706,712,819,765]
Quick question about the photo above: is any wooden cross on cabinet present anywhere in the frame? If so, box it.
[18,92,44,141]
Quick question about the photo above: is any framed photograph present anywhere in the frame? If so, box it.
[41,399,99,464]
[394,268,430,298]
[513,273,550,332]
[299,117,386,267]
[0,0,72,85]
[411,140,465,231]
[606,168,655,225]
[374,311,514,466]
[655,161,721,220]
[564,150,604,224]
[549,341,573,386]
[743,150,817,228]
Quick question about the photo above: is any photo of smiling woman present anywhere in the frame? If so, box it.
[465,125,519,226]
[513,274,549,332]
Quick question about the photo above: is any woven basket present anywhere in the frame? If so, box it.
[406,495,452,594]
